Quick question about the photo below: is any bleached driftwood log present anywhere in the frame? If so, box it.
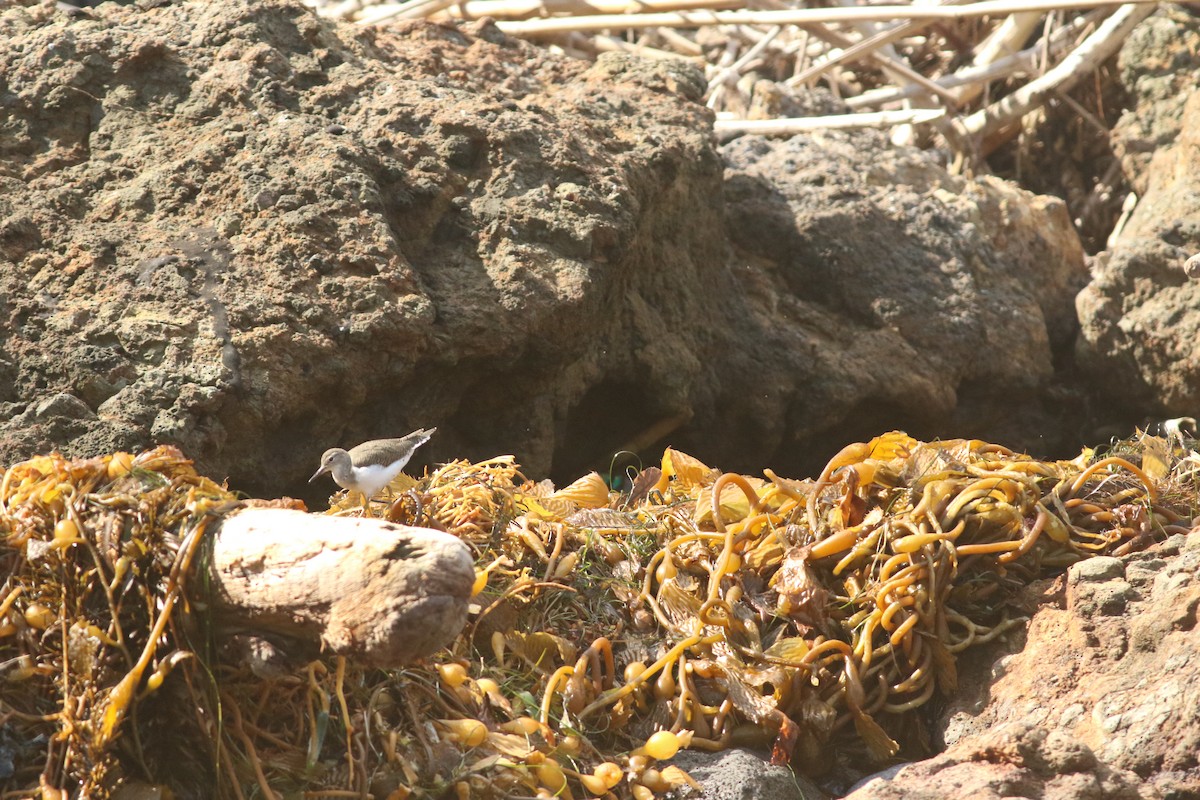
[209,508,475,667]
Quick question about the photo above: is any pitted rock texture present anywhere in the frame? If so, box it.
[0,0,723,494]
[844,530,1200,800]
[673,747,826,800]
[713,131,1087,477]
[1,0,1086,499]
[1076,8,1200,420]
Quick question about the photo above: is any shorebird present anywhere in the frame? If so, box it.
[309,428,436,508]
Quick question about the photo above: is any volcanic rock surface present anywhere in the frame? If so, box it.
[1076,7,1200,423]
[715,130,1087,478]
[1,0,1086,498]
[844,530,1200,800]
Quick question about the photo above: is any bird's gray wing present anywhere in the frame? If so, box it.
[348,429,435,463]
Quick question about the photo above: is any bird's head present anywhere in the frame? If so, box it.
[309,448,351,482]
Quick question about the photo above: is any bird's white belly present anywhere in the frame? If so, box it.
[340,462,404,499]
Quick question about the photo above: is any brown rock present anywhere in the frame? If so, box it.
[211,508,476,667]
[0,0,723,492]
[0,0,1088,497]
[1076,9,1200,418]
[846,723,1157,800]
[715,129,1087,473]
[847,530,1200,800]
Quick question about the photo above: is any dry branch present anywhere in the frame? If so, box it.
[714,107,946,133]
[845,9,1099,108]
[360,0,461,23]
[441,0,741,20]
[493,0,1157,36]
[800,22,962,106]
[961,2,1154,138]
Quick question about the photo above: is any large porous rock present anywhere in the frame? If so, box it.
[709,131,1087,476]
[846,529,1200,800]
[1075,8,1200,420]
[844,723,1158,800]
[0,0,1088,496]
[0,0,724,493]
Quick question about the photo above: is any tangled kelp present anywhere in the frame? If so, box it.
[1,434,1197,798]
[339,431,1198,796]
[0,448,240,797]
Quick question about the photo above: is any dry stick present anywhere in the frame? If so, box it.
[961,3,1155,138]
[1052,86,1112,132]
[713,107,946,134]
[495,0,1159,36]
[787,0,975,87]
[707,26,782,96]
[361,0,463,23]
[556,33,599,60]
[793,28,811,77]
[802,22,962,106]
[590,33,701,59]
[706,35,742,110]
[954,11,1047,104]
[844,0,927,145]
[655,25,705,55]
[442,0,740,19]
[321,0,366,20]
[846,8,1099,108]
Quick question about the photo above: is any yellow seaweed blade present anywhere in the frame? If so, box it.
[520,495,570,521]
[1138,430,1171,481]
[97,670,139,746]
[549,472,610,510]
[1042,510,1072,544]
[693,477,765,526]
[564,508,643,534]
[1069,447,1095,469]
[507,631,577,670]
[386,473,419,495]
[865,432,919,463]
[744,533,785,571]
[660,448,716,492]
[930,639,958,694]
[853,711,899,760]
[763,636,810,663]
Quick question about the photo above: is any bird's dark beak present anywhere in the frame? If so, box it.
[309,465,329,483]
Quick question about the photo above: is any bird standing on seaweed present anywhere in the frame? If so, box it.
[310,428,436,509]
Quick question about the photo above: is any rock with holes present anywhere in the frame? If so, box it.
[0,0,722,493]
[1076,9,1200,425]
[843,529,1200,800]
[0,0,1087,498]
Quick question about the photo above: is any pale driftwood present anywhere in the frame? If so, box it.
[950,10,1054,105]
[707,26,782,97]
[440,0,740,20]
[714,107,946,134]
[210,508,475,668]
[784,2,970,88]
[961,2,1154,139]
[494,0,1158,37]
[360,0,462,23]
[801,22,961,106]
[845,9,1098,108]
[654,26,705,56]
